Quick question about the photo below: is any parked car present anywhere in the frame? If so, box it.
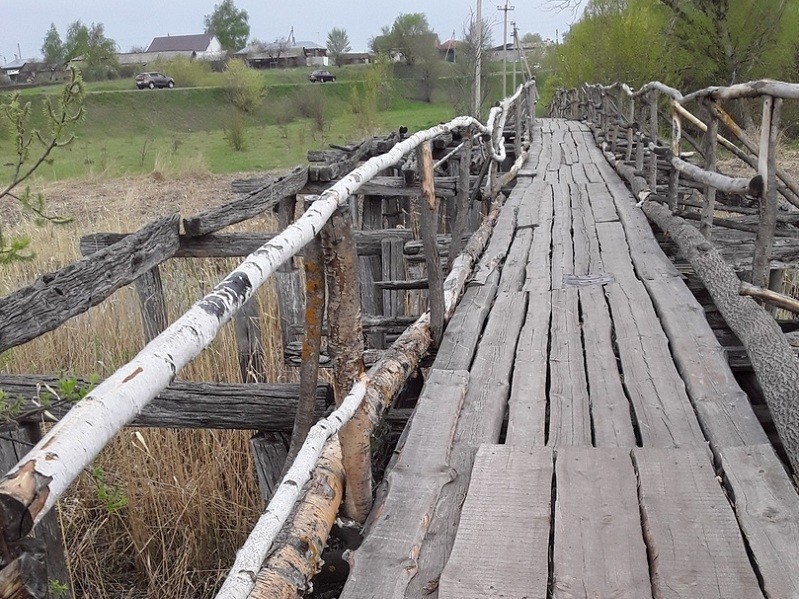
[135,72,175,89]
[308,69,336,83]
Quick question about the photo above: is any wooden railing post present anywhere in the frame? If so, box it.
[133,265,168,343]
[649,91,659,190]
[450,127,473,267]
[284,197,327,470]
[514,98,523,160]
[417,142,445,346]
[752,96,782,289]
[321,203,371,522]
[699,100,719,238]
[667,106,682,211]
[625,93,635,162]
[635,101,646,173]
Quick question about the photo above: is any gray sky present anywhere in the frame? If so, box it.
[1,0,587,64]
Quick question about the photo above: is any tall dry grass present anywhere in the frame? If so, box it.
[1,171,296,597]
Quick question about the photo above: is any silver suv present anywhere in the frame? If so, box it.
[135,72,175,89]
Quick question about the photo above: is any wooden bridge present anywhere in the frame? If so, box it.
[0,77,798,599]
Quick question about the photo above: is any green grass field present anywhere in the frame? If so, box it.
[0,64,474,181]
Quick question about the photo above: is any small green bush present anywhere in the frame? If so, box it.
[149,56,213,88]
[293,86,328,135]
[222,60,265,112]
[223,116,248,151]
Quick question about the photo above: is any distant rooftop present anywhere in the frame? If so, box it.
[147,34,214,53]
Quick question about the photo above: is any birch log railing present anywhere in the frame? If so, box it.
[0,78,536,598]
[549,79,799,474]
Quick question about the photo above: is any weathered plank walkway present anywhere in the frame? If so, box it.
[340,119,799,599]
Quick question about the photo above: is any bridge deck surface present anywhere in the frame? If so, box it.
[339,119,799,599]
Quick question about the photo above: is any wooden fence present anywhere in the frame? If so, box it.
[0,79,537,598]
[549,79,799,475]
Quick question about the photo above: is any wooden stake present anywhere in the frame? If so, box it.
[752,97,781,288]
[649,91,658,190]
[417,142,445,346]
[739,281,799,315]
[700,102,719,238]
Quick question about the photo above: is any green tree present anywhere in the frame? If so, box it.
[327,28,352,67]
[42,23,65,66]
[64,21,118,78]
[372,13,439,66]
[0,68,85,262]
[204,0,250,53]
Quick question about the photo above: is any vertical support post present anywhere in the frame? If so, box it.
[273,196,304,348]
[635,101,645,173]
[667,106,682,211]
[625,94,635,162]
[233,296,265,382]
[417,142,445,346]
[450,127,473,266]
[752,96,781,289]
[250,433,289,503]
[601,89,609,136]
[514,98,522,160]
[133,266,168,343]
[321,203,372,523]
[284,197,327,470]
[361,195,386,349]
[700,101,719,238]
[649,91,659,191]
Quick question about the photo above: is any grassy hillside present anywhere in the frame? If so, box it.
[0,68,462,181]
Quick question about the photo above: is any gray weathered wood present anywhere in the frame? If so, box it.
[553,448,652,599]
[548,288,591,446]
[633,448,764,599]
[752,97,781,288]
[360,195,386,348]
[182,166,308,237]
[644,278,767,448]
[417,142,445,346]
[0,374,331,431]
[133,265,168,343]
[232,296,265,383]
[407,292,528,599]
[719,444,799,599]
[250,432,289,502]
[81,229,413,259]
[0,214,180,353]
[438,445,552,599]
[340,369,468,599]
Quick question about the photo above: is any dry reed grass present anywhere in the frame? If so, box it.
[1,171,296,597]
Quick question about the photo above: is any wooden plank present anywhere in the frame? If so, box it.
[599,166,680,279]
[524,184,554,294]
[0,374,331,431]
[633,448,764,599]
[81,229,413,259]
[232,296,265,382]
[580,287,637,447]
[517,180,544,230]
[644,278,768,448]
[0,214,180,353]
[471,199,518,286]
[548,288,591,446]
[719,444,799,599]
[498,228,532,292]
[182,165,308,237]
[340,370,469,599]
[597,225,706,447]
[507,290,550,446]
[585,181,619,223]
[407,291,528,598]
[571,185,636,446]
[432,270,499,371]
[551,183,573,290]
[553,448,652,599]
[438,445,552,599]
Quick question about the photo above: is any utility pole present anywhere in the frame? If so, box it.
[498,0,514,97]
[511,21,517,92]
[474,0,482,118]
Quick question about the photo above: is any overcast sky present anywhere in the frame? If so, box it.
[1,0,587,63]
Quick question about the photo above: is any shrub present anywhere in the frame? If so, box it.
[293,86,328,135]
[148,56,213,88]
[223,116,248,151]
[221,60,265,112]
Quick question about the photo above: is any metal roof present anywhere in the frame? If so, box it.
[147,34,214,53]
